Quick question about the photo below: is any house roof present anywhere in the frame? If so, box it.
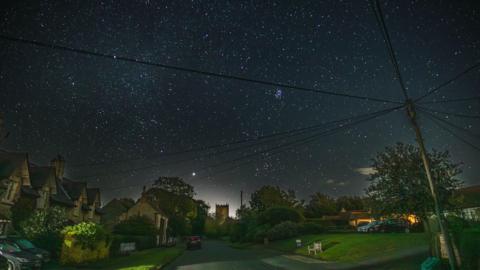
[50,178,75,207]
[0,151,27,179]
[457,185,480,208]
[86,188,100,205]
[62,178,87,200]
[29,166,55,189]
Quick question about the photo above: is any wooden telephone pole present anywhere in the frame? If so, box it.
[406,100,457,269]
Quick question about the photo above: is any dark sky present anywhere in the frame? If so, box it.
[1,0,479,215]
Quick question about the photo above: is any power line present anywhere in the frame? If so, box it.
[417,105,480,119]
[421,111,480,152]
[80,105,402,186]
[75,106,399,179]
[415,62,480,102]
[418,96,480,105]
[371,0,409,100]
[0,33,401,105]
[71,108,394,168]
[417,108,480,139]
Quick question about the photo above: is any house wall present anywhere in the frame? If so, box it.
[0,159,30,218]
[121,200,168,245]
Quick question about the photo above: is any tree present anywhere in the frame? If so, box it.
[257,206,304,226]
[305,193,337,218]
[192,200,210,235]
[153,176,195,198]
[20,207,68,256]
[249,186,301,212]
[366,143,462,225]
[146,178,198,236]
[11,197,36,231]
[335,196,365,212]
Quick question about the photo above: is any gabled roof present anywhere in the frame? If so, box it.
[141,196,167,217]
[62,178,87,201]
[0,151,28,179]
[457,185,480,208]
[29,166,55,189]
[86,188,100,205]
[50,178,75,207]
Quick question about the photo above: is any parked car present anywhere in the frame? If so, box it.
[186,236,202,250]
[0,240,42,269]
[376,219,409,233]
[7,237,50,263]
[357,221,380,232]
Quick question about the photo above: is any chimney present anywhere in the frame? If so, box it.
[51,155,65,180]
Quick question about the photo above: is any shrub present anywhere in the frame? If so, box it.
[113,216,156,236]
[258,207,304,226]
[266,221,299,241]
[60,222,110,265]
[299,222,325,234]
[458,228,480,270]
[20,206,68,257]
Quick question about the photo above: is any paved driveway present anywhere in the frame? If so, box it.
[164,240,331,270]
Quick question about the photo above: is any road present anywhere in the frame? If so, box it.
[164,240,332,270]
[164,240,428,270]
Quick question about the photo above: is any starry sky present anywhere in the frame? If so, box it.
[1,0,479,215]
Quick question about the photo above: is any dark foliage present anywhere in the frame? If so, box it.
[113,215,157,236]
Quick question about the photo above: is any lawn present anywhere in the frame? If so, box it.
[44,247,183,270]
[267,233,428,263]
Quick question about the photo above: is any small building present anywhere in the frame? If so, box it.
[453,185,480,221]
[215,204,229,224]
[101,198,135,230]
[119,194,169,246]
[322,208,374,227]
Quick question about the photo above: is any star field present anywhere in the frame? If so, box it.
[0,0,479,214]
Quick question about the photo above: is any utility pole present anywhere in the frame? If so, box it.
[406,100,457,269]
[240,190,243,208]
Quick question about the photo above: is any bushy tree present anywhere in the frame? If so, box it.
[153,176,195,198]
[145,177,199,236]
[11,197,36,231]
[305,193,337,218]
[20,207,68,257]
[335,196,365,211]
[249,185,301,212]
[366,143,462,225]
[258,206,304,226]
[192,200,209,235]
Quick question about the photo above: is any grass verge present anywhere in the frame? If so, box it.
[44,247,183,270]
[267,233,428,262]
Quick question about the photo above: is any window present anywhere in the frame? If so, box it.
[3,181,18,202]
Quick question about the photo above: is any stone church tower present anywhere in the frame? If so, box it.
[215,204,229,224]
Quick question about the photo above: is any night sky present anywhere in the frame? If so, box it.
[1,0,479,215]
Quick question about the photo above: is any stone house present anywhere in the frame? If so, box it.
[322,208,374,227]
[0,151,37,233]
[0,152,103,233]
[50,155,103,223]
[119,195,169,246]
[101,198,135,230]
